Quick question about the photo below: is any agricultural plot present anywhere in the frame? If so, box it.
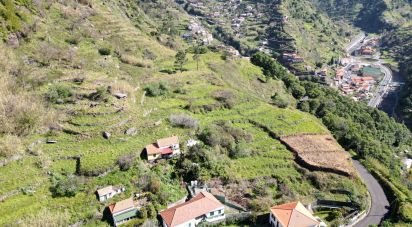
[280,134,356,176]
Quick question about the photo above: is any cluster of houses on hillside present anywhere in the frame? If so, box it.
[335,64,383,101]
[178,0,269,50]
[183,20,214,45]
[95,135,326,226]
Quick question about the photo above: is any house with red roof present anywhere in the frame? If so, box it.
[160,191,225,227]
[269,201,323,227]
[108,198,139,226]
[145,136,180,161]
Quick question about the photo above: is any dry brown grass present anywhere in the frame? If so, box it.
[281,134,356,176]
[119,54,152,68]
[0,45,58,136]
[0,135,24,158]
[17,208,70,227]
[109,80,134,95]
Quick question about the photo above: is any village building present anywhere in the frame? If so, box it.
[108,198,139,226]
[160,191,225,227]
[97,185,125,202]
[360,45,375,55]
[269,201,324,227]
[145,136,180,161]
[334,67,345,84]
[350,64,360,72]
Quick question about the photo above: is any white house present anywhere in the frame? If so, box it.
[269,201,323,227]
[160,191,225,227]
[97,185,125,202]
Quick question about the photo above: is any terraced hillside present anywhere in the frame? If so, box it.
[177,0,359,74]
[0,0,369,226]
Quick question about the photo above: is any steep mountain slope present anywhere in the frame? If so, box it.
[0,0,370,226]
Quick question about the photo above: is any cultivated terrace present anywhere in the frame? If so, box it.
[0,0,411,227]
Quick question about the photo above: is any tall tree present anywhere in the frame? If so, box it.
[174,50,187,73]
[193,46,203,71]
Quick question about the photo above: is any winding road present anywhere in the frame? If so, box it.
[353,161,390,227]
[344,35,390,226]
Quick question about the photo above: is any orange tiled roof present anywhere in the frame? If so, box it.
[108,198,135,214]
[157,136,179,148]
[160,191,223,227]
[145,143,161,155]
[270,201,319,227]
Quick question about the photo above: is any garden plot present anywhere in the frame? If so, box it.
[280,134,356,176]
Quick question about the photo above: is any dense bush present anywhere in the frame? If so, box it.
[50,174,80,197]
[213,90,236,109]
[46,84,73,104]
[117,154,135,171]
[144,82,169,97]
[229,140,252,159]
[98,47,111,56]
[198,122,253,151]
[88,86,109,101]
[169,113,199,129]
[271,93,290,108]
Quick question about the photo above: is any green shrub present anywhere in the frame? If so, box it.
[98,47,111,56]
[229,140,252,159]
[117,154,135,171]
[46,84,73,104]
[65,37,79,45]
[159,68,177,74]
[169,113,199,129]
[50,174,80,197]
[271,93,290,108]
[88,86,109,101]
[144,82,169,97]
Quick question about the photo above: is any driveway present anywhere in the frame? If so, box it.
[353,160,389,227]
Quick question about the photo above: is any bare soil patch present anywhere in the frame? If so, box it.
[280,134,356,176]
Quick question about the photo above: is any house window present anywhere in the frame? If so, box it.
[218,209,222,214]
[210,211,215,216]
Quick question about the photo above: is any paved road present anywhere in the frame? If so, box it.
[367,64,393,107]
[353,161,389,227]
[346,32,366,54]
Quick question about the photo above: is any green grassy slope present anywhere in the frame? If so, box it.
[0,0,368,226]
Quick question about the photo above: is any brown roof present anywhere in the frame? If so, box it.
[157,136,179,148]
[146,143,161,155]
[270,202,319,227]
[109,198,135,214]
[160,191,223,227]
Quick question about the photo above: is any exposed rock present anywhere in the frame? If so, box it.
[102,131,111,139]
[125,127,137,136]
[113,92,128,99]
[154,120,162,126]
[46,139,57,144]
[6,33,19,48]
